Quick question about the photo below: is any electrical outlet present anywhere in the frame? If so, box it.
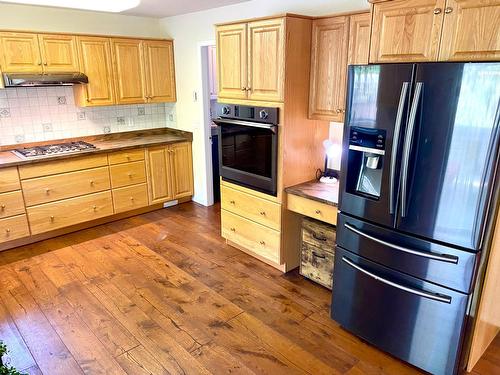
[57,96,67,105]
[77,112,86,121]
[42,123,53,132]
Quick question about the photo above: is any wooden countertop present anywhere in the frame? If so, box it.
[0,128,192,169]
[285,180,339,207]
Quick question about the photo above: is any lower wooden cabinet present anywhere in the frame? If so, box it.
[287,194,338,225]
[0,214,30,243]
[112,183,149,213]
[109,160,147,188]
[0,191,26,218]
[170,142,194,199]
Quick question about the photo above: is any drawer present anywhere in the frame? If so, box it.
[112,183,149,213]
[27,191,114,235]
[0,214,30,243]
[221,185,281,230]
[221,209,280,264]
[0,191,26,218]
[300,243,334,289]
[19,154,108,179]
[287,194,338,225]
[22,166,111,206]
[302,217,336,251]
[0,167,21,193]
[108,148,145,165]
[109,161,146,188]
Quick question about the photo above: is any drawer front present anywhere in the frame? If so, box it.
[112,183,149,213]
[287,194,338,225]
[108,148,145,165]
[221,209,280,264]
[110,161,146,188]
[0,167,21,193]
[300,243,334,289]
[0,214,30,243]
[302,217,336,250]
[19,154,108,179]
[221,185,281,230]
[22,166,111,206]
[0,191,26,218]
[27,191,114,235]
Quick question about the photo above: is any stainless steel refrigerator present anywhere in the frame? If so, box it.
[332,62,500,375]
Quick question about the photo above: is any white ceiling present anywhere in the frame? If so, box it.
[123,0,250,18]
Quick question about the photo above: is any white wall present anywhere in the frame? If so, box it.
[0,3,163,37]
[159,0,368,205]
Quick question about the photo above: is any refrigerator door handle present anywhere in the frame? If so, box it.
[400,82,423,218]
[389,82,409,214]
[341,256,452,304]
[344,222,459,264]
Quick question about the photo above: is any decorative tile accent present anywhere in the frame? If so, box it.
[138,107,145,116]
[0,108,10,118]
[57,96,67,105]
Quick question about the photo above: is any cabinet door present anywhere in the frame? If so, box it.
[146,146,173,204]
[370,0,446,62]
[38,34,79,73]
[76,36,115,106]
[143,40,176,103]
[309,16,349,121]
[111,39,146,104]
[170,142,194,199]
[439,0,500,61]
[247,18,285,102]
[216,23,248,100]
[0,32,42,73]
[348,12,372,65]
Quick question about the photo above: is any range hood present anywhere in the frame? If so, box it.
[2,73,89,87]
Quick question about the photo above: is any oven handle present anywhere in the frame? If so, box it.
[213,118,278,132]
[342,256,452,304]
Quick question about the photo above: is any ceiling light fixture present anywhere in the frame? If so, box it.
[0,0,141,13]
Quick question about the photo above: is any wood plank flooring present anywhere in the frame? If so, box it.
[0,201,498,375]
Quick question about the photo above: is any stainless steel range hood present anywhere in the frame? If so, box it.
[2,73,89,87]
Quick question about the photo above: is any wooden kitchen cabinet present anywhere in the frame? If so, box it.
[143,40,176,103]
[170,142,194,199]
[38,34,80,73]
[75,36,115,106]
[207,45,218,99]
[216,23,248,100]
[0,32,42,73]
[348,12,372,65]
[308,16,350,121]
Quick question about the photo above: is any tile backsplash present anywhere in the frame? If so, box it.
[0,87,176,146]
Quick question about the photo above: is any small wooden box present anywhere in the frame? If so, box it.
[299,217,335,289]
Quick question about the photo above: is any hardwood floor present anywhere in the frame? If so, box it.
[0,201,498,375]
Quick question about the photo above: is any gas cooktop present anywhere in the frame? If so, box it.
[13,141,98,159]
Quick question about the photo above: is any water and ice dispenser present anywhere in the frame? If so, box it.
[345,127,386,199]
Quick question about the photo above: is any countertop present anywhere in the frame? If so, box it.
[285,180,339,207]
[0,128,192,168]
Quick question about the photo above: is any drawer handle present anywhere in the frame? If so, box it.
[260,211,266,216]
[230,227,236,232]
[315,209,321,214]
[92,205,97,211]
[260,240,265,245]
[130,197,135,201]
[50,215,55,222]
[312,232,328,242]
[0,204,5,211]
[127,173,134,178]
[90,180,95,186]
[312,251,326,259]
[45,188,51,194]
[5,228,10,235]
[230,200,235,205]
[444,6,453,14]
[433,7,442,14]
[126,155,131,160]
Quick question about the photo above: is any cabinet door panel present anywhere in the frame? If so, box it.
[348,12,372,65]
[248,18,285,102]
[309,16,349,121]
[144,40,176,103]
[439,0,500,61]
[370,0,446,62]
[0,32,42,73]
[38,34,79,72]
[170,142,194,199]
[76,36,115,106]
[216,23,248,100]
[146,146,173,204]
[111,39,146,104]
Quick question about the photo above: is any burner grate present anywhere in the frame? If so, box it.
[13,141,98,159]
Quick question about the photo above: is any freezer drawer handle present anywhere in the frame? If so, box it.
[344,223,459,264]
[342,256,452,304]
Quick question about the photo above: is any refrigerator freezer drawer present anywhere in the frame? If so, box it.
[336,213,479,293]
[331,247,469,375]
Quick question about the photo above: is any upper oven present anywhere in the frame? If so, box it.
[213,103,279,196]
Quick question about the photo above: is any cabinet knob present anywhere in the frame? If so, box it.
[341,109,345,113]
[444,7,453,13]
[5,228,10,234]
[260,211,266,216]
[230,200,235,204]
[89,180,94,185]
[433,8,442,14]
[241,87,246,91]
[37,61,42,66]
[45,188,51,194]
[92,205,97,211]
[130,197,135,201]
[315,209,321,214]
[50,215,55,222]
[126,155,131,160]
[0,204,5,210]
[335,109,341,113]
[260,240,265,245]
[246,87,251,91]
[128,173,133,178]
[43,62,48,66]
[86,98,91,103]
[230,227,236,232]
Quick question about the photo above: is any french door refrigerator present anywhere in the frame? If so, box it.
[332,62,500,375]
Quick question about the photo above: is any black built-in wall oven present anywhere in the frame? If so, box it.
[213,103,278,196]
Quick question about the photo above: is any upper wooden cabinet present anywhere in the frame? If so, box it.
[38,34,79,73]
[348,13,372,64]
[75,36,115,106]
[143,40,176,103]
[0,32,43,73]
[369,0,500,62]
[216,23,248,100]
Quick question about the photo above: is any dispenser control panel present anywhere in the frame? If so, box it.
[349,127,386,151]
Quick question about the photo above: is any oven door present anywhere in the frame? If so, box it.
[214,118,278,196]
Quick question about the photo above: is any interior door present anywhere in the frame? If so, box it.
[339,64,414,228]
[38,34,80,73]
[396,62,500,250]
[143,40,176,103]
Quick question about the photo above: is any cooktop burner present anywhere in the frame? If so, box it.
[13,141,98,159]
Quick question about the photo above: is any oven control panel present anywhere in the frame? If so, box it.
[214,103,278,125]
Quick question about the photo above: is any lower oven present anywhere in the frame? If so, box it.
[213,103,278,196]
